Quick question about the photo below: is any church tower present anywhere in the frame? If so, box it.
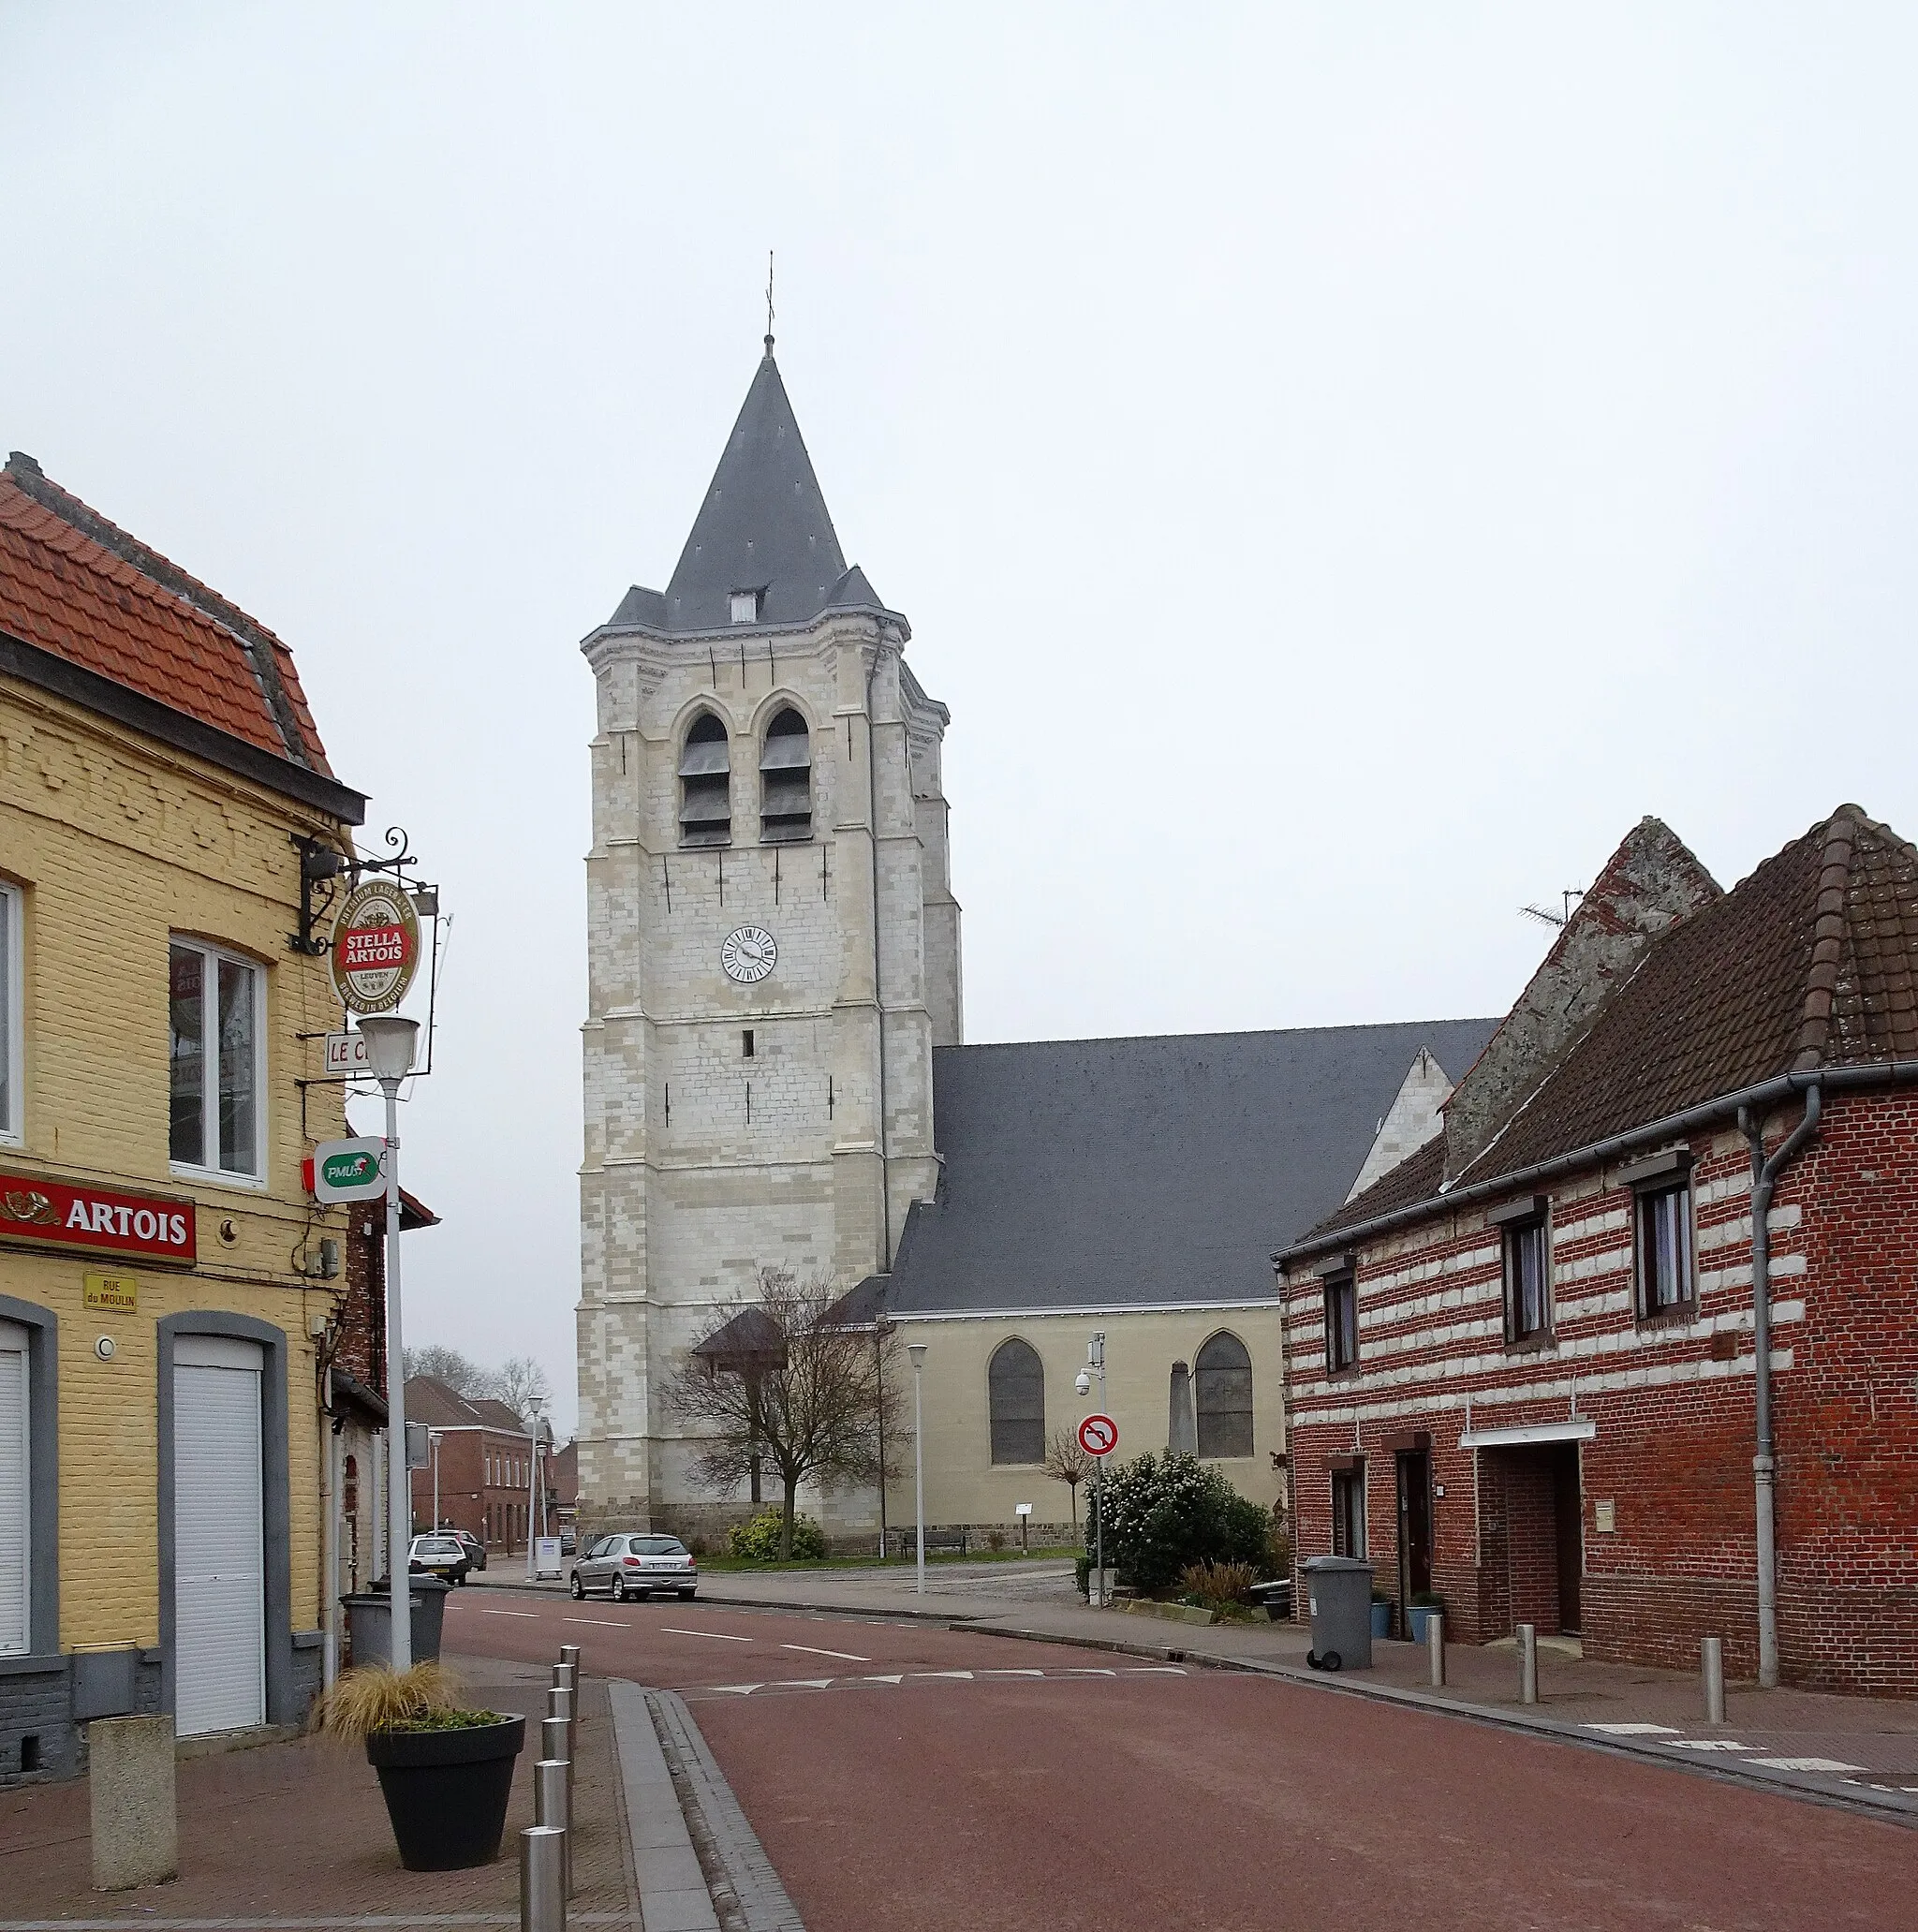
[576,341,960,1538]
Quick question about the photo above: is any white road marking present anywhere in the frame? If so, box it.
[776,1677,834,1689]
[1059,1668,1116,1677]
[480,1608,538,1618]
[981,1668,1045,1677]
[1583,1722,1680,1735]
[1123,1666,1188,1675]
[564,1616,627,1628]
[661,1627,755,1643]
[1745,1755,1866,1773]
[707,1684,763,1695]
[781,1643,872,1661]
[861,1674,906,1685]
[912,1670,974,1680]
[1665,1740,1755,1752]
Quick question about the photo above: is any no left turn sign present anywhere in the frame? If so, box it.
[1078,1413,1118,1457]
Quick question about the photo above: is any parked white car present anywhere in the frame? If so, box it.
[569,1533,698,1601]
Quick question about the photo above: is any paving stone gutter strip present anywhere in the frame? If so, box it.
[648,1689,807,1932]
[608,1678,721,1932]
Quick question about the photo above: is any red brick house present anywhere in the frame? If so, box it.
[1276,806,1918,1697]
[404,1377,539,1552]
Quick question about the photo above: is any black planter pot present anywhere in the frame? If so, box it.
[365,1715,525,1870]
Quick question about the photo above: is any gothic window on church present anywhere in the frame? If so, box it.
[1194,1331,1254,1459]
[988,1337,1045,1465]
[680,713,730,846]
[760,708,813,842]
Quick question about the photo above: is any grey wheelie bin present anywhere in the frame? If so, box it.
[1303,1556,1374,1671]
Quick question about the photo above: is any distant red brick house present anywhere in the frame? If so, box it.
[405,1378,539,1552]
[1277,807,1918,1697]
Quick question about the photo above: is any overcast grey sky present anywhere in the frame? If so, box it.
[6,6,1916,1436]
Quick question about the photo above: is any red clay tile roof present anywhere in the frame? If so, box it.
[0,454,332,773]
[1294,806,1918,1249]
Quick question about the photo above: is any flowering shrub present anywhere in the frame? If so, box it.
[1086,1453,1271,1594]
[728,1508,828,1561]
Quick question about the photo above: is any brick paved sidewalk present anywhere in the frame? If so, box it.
[0,1658,638,1926]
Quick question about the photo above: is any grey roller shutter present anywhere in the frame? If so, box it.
[0,1322,26,1656]
[173,1336,265,1735]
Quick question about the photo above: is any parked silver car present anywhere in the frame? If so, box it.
[569,1532,698,1601]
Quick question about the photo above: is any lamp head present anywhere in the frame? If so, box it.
[355,1014,420,1084]
[907,1342,927,1368]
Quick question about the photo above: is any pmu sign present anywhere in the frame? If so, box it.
[309,1138,389,1202]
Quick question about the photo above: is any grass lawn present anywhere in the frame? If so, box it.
[696,1545,1081,1573]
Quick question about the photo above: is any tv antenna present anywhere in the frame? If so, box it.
[764,251,775,351]
[1519,887,1586,930]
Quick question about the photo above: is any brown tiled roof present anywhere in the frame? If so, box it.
[0,454,332,772]
[403,1377,531,1436]
[1293,806,1918,1249]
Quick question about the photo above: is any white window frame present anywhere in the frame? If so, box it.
[168,937,269,1188]
[0,881,22,1146]
[0,1318,29,1658]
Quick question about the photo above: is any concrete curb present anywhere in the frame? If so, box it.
[607,1678,720,1932]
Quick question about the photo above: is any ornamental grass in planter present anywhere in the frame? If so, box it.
[313,1662,524,1871]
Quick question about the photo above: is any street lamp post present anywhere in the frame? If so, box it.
[430,1429,443,1533]
[907,1343,927,1596]
[525,1395,545,1583]
[358,1013,420,1674]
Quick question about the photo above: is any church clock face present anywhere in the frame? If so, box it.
[721,925,777,984]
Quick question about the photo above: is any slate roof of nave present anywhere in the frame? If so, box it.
[880,1018,1501,1317]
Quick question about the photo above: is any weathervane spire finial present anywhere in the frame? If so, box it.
[764,250,775,355]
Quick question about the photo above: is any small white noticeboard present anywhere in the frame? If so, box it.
[534,1536,564,1579]
[1015,1503,1032,1516]
[325,1030,370,1075]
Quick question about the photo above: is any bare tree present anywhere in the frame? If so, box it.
[404,1344,488,1394]
[493,1354,552,1426]
[1043,1426,1092,1534]
[665,1267,905,1560]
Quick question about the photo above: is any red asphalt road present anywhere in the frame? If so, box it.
[449,1590,1917,1932]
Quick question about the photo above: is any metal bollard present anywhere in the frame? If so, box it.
[542,1714,573,1816]
[1427,1611,1446,1688]
[520,1823,566,1932]
[535,1758,572,1901]
[559,1644,582,1672]
[552,1662,576,1697]
[547,1684,573,1726]
[1703,1635,1726,1725]
[1516,1623,1538,1704]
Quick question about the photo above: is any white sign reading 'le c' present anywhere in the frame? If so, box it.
[1078,1413,1118,1458]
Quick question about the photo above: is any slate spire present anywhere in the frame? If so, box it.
[658,346,851,632]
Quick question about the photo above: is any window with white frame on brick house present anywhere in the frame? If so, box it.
[1621,1150,1696,1320]
[760,707,812,842]
[1195,1331,1254,1458]
[1331,1464,1365,1557]
[168,938,263,1181]
[0,879,19,1143]
[988,1337,1045,1465]
[1490,1195,1552,1347]
[679,712,731,846]
[1321,1266,1358,1375]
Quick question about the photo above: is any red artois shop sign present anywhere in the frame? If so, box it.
[0,1171,198,1265]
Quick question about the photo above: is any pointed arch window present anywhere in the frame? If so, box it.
[760,707,812,843]
[987,1338,1045,1466]
[679,713,730,847]
[1195,1331,1253,1459]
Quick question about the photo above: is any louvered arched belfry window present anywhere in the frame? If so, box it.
[987,1338,1045,1466]
[679,713,730,846]
[760,707,813,842]
[1194,1331,1253,1459]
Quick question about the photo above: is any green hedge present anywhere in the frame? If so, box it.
[727,1508,828,1561]
[1084,1453,1272,1594]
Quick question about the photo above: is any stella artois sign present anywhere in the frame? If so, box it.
[330,879,421,1015]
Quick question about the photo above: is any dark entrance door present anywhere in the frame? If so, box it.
[1551,1448,1583,1635]
[1395,1450,1433,1630]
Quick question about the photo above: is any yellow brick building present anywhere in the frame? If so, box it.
[0,452,371,1777]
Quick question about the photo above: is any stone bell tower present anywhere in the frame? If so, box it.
[575,338,960,1538]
